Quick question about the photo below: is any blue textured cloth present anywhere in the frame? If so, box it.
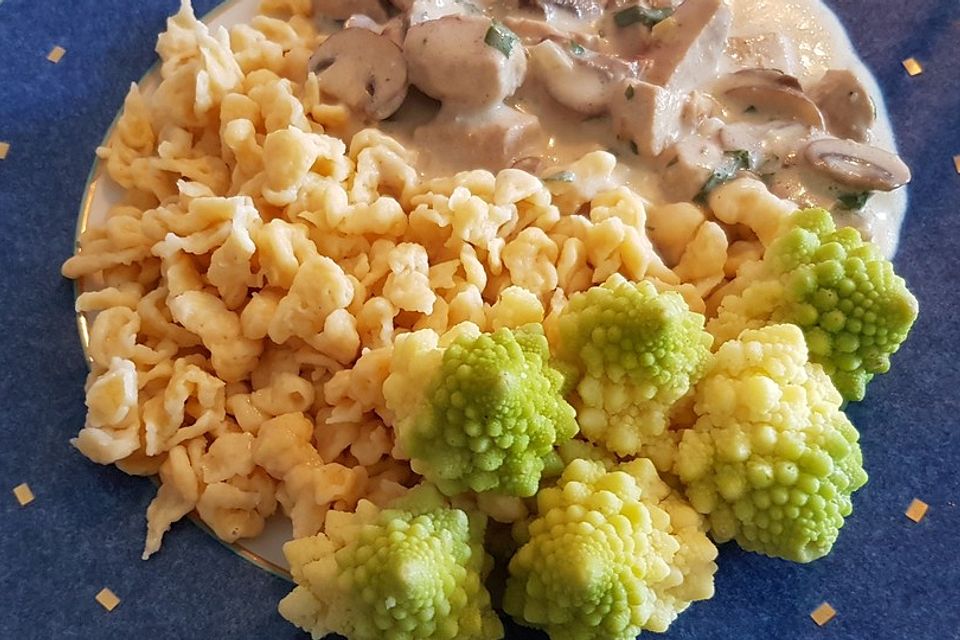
[0,1,958,639]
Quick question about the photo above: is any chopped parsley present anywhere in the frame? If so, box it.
[835,191,873,211]
[625,84,635,100]
[614,5,675,28]
[569,41,585,56]
[695,150,754,203]
[543,171,576,183]
[484,21,519,58]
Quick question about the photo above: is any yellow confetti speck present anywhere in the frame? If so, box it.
[902,57,923,76]
[47,45,66,63]
[810,602,837,626]
[96,588,121,612]
[905,498,929,523]
[953,155,960,174]
[0,142,9,160]
[12,483,34,506]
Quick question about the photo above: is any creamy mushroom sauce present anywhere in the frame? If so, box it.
[311,0,909,257]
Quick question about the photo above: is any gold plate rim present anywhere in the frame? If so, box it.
[72,0,292,582]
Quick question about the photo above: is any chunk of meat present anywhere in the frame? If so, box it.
[610,80,685,156]
[808,69,876,142]
[661,134,724,201]
[406,0,475,26]
[414,105,543,171]
[645,0,732,91]
[313,0,388,22]
[309,29,409,120]
[530,40,639,116]
[726,33,798,76]
[404,15,527,109]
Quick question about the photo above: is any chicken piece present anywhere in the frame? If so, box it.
[414,105,543,171]
[726,33,798,76]
[610,79,684,156]
[404,15,527,109]
[661,134,724,202]
[645,0,732,92]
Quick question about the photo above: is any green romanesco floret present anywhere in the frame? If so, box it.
[278,485,504,640]
[504,459,718,640]
[709,207,918,401]
[675,324,868,563]
[555,275,713,458]
[383,323,577,497]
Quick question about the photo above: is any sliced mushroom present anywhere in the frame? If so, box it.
[644,0,733,92]
[529,40,638,116]
[313,0,388,23]
[610,80,685,157]
[309,29,409,120]
[404,15,527,109]
[804,138,911,191]
[726,33,799,76]
[343,14,406,47]
[808,69,876,142]
[720,68,825,129]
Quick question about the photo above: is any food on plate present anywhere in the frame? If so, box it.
[553,276,712,460]
[675,324,868,562]
[60,0,920,636]
[708,208,918,401]
[383,324,577,497]
[504,458,718,640]
[280,485,503,640]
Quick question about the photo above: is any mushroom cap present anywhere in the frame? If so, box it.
[804,137,911,192]
[404,15,527,109]
[313,0,388,22]
[530,40,636,116]
[310,28,409,120]
[720,68,826,129]
[809,69,876,143]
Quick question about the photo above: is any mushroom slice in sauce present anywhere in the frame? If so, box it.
[310,29,409,120]
[313,0,388,23]
[529,40,636,116]
[343,14,406,47]
[404,15,527,109]
[644,0,733,91]
[611,80,685,156]
[804,137,911,191]
[720,68,826,129]
[809,69,876,143]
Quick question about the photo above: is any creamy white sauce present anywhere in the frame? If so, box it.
[728,0,906,256]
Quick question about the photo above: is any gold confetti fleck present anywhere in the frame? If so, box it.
[905,498,929,523]
[47,45,66,63]
[0,142,9,160]
[96,588,121,612]
[902,57,923,76]
[12,483,34,506]
[810,602,837,627]
[953,155,960,174]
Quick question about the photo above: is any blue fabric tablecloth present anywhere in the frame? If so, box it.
[0,1,958,638]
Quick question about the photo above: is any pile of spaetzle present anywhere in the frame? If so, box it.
[61,0,797,560]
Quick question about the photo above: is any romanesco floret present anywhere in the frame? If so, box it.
[555,275,713,458]
[675,324,868,563]
[504,459,717,640]
[279,485,504,640]
[384,324,577,497]
[709,208,918,401]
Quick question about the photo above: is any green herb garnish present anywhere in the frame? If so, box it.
[695,150,753,202]
[625,84,635,100]
[569,41,585,56]
[835,191,872,211]
[543,171,577,183]
[484,21,519,58]
[614,5,674,28]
